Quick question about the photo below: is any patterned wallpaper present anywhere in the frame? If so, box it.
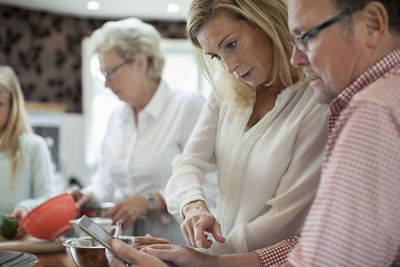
[0,6,186,112]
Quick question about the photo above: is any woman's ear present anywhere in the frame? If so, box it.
[362,2,387,48]
[135,54,148,75]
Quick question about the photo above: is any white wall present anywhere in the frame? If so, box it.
[27,111,91,193]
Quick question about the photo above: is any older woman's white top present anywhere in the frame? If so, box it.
[82,80,207,244]
[0,133,54,214]
[166,81,328,254]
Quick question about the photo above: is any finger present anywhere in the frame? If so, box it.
[110,207,128,225]
[111,239,138,264]
[181,222,195,247]
[212,222,226,243]
[193,222,210,248]
[145,244,175,251]
[103,206,118,218]
[180,223,191,246]
[133,236,170,245]
[122,214,138,232]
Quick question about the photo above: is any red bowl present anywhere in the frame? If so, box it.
[21,193,77,240]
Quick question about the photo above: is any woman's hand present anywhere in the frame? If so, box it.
[143,244,217,267]
[108,239,168,267]
[133,233,171,250]
[181,200,225,248]
[67,186,91,209]
[10,207,28,239]
[103,196,148,232]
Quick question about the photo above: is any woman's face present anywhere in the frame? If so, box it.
[0,93,10,135]
[99,49,147,107]
[196,10,274,88]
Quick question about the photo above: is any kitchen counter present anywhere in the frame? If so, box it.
[0,236,77,266]
[35,251,75,266]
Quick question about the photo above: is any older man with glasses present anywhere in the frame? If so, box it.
[107,0,400,266]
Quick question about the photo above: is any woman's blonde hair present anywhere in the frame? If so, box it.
[187,0,303,109]
[91,18,165,82]
[0,65,32,184]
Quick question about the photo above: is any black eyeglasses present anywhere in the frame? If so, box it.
[101,60,130,80]
[291,7,362,52]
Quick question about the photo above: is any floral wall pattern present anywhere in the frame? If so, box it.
[0,6,186,112]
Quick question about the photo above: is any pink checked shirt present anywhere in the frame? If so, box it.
[256,48,400,266]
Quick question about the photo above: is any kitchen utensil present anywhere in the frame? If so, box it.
[21,193,77,240]
[0,250,38,267]
[63,236,135,267]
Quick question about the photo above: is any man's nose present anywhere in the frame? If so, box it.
[290,46,309,68]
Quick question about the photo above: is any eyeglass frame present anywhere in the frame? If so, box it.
[291,7,363,52]
[101,60,132,80]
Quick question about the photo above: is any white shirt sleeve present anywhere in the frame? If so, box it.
[17,134,54,211]
[166,90,220,218]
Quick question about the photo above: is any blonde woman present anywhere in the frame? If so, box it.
[163,0,329,255]
[108,0,329,264]
[0,65,53,232]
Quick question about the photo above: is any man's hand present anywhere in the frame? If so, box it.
[181,200,225,248]
[108,239,168,267]
[132,233,171,250]
[143,244,217,267]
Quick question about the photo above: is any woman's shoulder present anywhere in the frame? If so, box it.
[19,133,48,152]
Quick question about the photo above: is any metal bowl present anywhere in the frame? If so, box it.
[63,237,108,267]
[63,236,135,267]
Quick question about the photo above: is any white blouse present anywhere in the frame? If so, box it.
[82,81,206,244]
[166,81,328,254]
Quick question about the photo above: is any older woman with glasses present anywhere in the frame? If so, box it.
[68,18,213,245]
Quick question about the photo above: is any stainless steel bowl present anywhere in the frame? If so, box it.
[63,236,135,267]
[63,237,108,267]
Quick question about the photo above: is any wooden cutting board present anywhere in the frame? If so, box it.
[0,239,65,253]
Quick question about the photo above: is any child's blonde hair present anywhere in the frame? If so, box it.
[0,65,32,185]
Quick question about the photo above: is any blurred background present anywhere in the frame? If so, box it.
[0,0,211,192]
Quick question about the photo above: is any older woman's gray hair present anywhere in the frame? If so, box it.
[91,18,165,82]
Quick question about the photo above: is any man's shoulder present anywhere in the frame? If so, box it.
[354,65,400,108]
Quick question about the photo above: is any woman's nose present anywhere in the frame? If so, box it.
[104,77,112,88]
[222,56,240,74]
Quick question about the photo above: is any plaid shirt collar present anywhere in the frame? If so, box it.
[328,48,400,133]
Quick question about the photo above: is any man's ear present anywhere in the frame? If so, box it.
[135,54,148,74]
[362,2,387,48]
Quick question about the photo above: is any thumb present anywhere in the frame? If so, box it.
[111,239,137,263]
[212,223,225,243]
